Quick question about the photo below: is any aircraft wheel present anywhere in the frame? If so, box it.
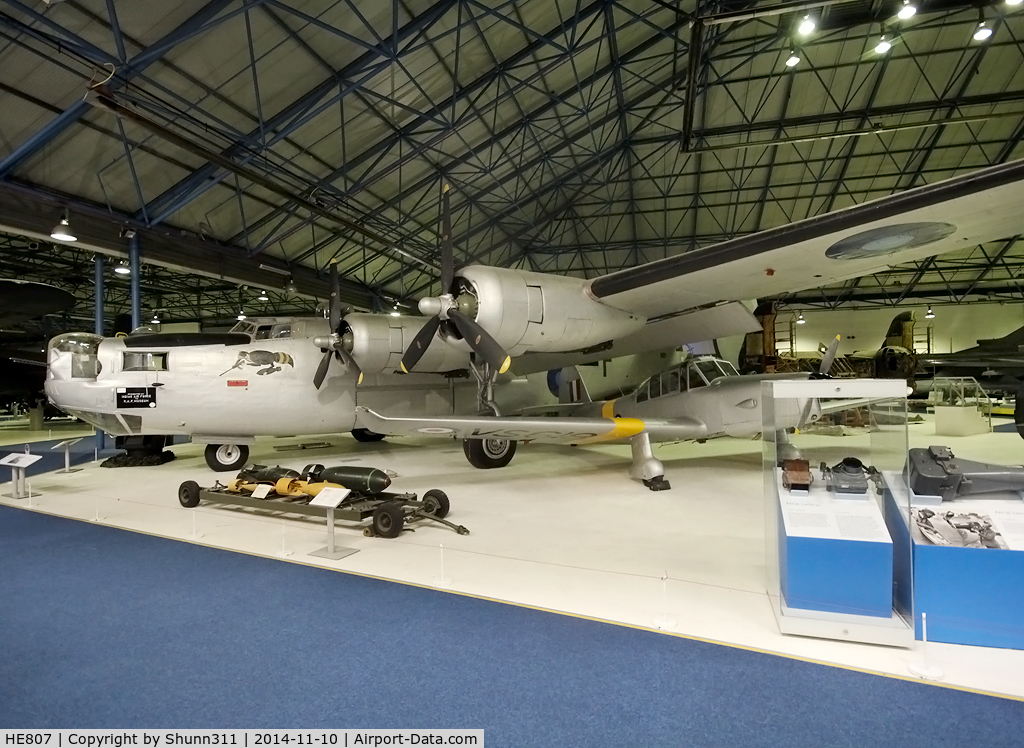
[421,489,450,519]
[463,437,516,469]
[204,443,249,472]
[371,502,404,539]
[178,480,201,508]
[351,428,386,443]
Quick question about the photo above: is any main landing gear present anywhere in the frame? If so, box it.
[462,361,517,469]
[204,443,249,471]
[629,432,670,491]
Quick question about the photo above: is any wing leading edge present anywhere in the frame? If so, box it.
[589,159,1024,319]
[355,407,707,445]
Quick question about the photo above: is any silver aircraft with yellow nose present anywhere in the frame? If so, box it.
[359,339,847,491]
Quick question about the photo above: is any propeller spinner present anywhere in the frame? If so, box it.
[398,183,511,375]
[312,264,363,388]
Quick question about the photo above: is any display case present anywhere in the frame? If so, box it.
[890,445,1024,649]
[763,378,914,647]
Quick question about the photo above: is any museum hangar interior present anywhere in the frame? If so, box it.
[3,0,1024,739]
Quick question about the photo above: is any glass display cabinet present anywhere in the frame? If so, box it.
[762,378,914,647]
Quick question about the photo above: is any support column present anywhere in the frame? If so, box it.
[129,232,141,330]
[94,254,106,454]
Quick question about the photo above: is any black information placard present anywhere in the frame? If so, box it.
[116,387,157,409]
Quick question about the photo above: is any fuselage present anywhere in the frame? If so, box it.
[44,318,547,442]
[574,356,817,440]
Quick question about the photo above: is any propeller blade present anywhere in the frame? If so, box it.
[337,346,364,386]
[399,315,441,373]
[449,309,511,374]
[440,182,453,292]
[329,264,341,332]
[818,334,841,376]
[313,349,333,390]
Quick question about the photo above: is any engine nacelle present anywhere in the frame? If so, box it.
[450,266,645,356]
[343,313,470,373]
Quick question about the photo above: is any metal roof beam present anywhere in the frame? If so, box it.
[0,0,240,178]
[142,0,457,226]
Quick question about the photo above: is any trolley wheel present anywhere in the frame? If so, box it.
[463,437,517,469]
[421,488,450,519]
[371,502,404,539]
[351,428,386,443]
[204,443,249,472]
[178,480,201,508]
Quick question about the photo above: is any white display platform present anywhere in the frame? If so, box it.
[934,406,990,437]
[4,422,1024,699]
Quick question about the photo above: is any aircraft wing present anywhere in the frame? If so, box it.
[355,407,707,444]
[588,160,1024,319]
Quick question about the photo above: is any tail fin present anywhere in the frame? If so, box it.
[559,366,591,404]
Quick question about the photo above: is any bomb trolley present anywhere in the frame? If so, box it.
[177,463,469,538]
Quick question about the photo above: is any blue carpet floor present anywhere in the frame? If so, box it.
[1,506,1022,745]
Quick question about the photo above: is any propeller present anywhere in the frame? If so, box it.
[312,264,363,389]
[798,334,842,429]
[815,334,842,378]
[398,182,511,375]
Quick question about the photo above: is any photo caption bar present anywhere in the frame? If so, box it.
[1,731,483,747]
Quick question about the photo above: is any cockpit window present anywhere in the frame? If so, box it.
[270,323,292,339]
[697,360,727,383]
[230,321,257,336]
[254,325,273,340]
[687,364,706,390]
[717,360,739,377]
[49,333,102,357]
[648,374,661,399]
[48,333,103,380]
[661,368,681,395]
[636,381,649,403]
[122,352,167,371]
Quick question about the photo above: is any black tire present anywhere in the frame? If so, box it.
[351,428,386,443]
[372,502,404,538]
[178,480,201,508]
[421,488,450,519]
[463,437,516,469]
[204,443,249,472]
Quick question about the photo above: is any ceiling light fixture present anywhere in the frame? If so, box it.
[898,2,917,19]
[875,35,892,54]
[257,289,269,301]
[925,306,936,319]
[798,16,815,35]
[974,22,993,41]
[114,262,131,275]
[785,52,800,67]
[50,210,77,242]
[237,310,246,321]
[796,312,806,324]
[1009,0,1024,6]
[285,278,298,294]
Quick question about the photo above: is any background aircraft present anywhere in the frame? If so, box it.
[917,325,1024,393]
